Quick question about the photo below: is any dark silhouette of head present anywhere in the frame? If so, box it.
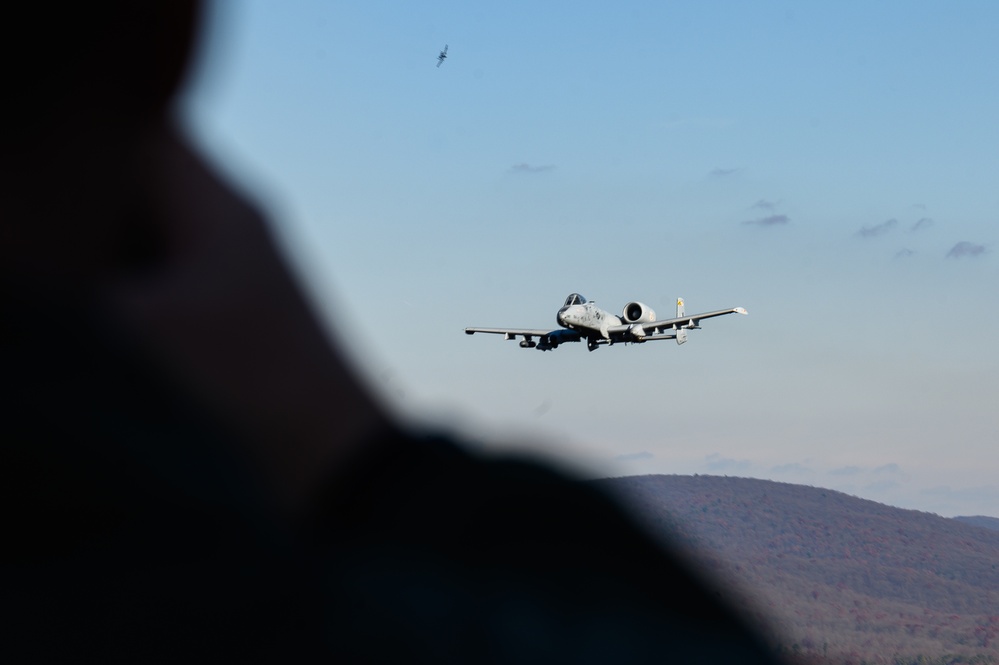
[3,1,203,281]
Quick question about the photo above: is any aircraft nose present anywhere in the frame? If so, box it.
[557,307,568,327]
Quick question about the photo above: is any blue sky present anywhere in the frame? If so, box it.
[182,0,998,517]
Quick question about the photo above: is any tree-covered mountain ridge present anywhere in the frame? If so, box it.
[954,516,999,532]
[594,474,999,665]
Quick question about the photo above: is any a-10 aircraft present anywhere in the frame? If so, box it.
[465,293,747,352]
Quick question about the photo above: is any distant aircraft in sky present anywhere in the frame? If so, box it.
[465,293,747,352]
[436,44,448,67]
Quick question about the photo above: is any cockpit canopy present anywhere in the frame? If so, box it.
[563,293,587,307]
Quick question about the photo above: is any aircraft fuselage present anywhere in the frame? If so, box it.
[557,301,621,340]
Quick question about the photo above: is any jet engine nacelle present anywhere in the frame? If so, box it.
[621,301,656,324]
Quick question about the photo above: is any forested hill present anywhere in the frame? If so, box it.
[955,516,999,532]
[594,475,999,665]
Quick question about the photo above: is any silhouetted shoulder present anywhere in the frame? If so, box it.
[315,430,781,663]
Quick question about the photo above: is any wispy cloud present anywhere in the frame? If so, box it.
[705,453,751,472]
[913,203,927,210]
[743,214,789,227]
[532,399,552,417]
[829,465,862,477]
[894,248,915,259]
[873,463,902,475]
[910,217,933,232]
[709,167,740,177]
[772,462,813,475]
[751,199,779,211]
[856,218,897,238]
[864,479,901,493]
[509,163,555,174]
[615,451,654,462]
[946,241,986,259]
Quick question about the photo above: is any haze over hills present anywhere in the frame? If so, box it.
[594,475,999,665]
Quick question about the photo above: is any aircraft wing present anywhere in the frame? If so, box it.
[465,327,580,339]
[464,327,552,337]
[606,307,747,337]
[465,327,583,349]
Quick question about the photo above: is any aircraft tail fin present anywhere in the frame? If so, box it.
[675,299,687,344]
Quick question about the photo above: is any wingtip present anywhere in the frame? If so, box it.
[735,307,748,315]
